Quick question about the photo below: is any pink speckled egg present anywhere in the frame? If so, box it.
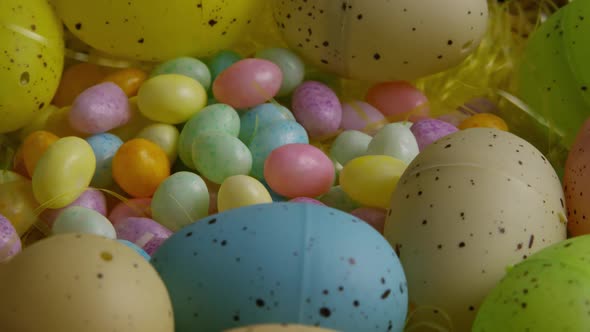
[289,197,326,205]
[212,59,283,109]
[108,198,152,226]
[366,81,429,122]
[350,207,387,234]
[41,188,107,227]
[0,214,21,262]
[115,217,172,255]
[410,119,459,151]
[292,81,342,139]
[340,101,386,135]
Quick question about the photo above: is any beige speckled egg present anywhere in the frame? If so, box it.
[383,128,566,331]
[225,324,337,332]
[0,234,174,332]
[273,0,488,81]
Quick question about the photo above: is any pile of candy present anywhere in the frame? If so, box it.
[2,0,590,331]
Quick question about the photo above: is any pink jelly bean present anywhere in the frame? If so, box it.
[366,81,429,122]
[41,188,108,227]
[410,119,459,151]
[264,143,335,198]
[292,81,342,139]
[108,198,152,226]
[350,207,387,234]
[289,197,326,205]
[212,59,283,109]
[340,101,386,135]
[0,214,21,262]
[69,82,131,134]
[114,217,172,255]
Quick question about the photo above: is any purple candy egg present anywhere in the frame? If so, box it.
[69,82,131,134]
[0,214,21,262]
[340,101,386,135]
[115,217,172,255]
[410,119,459,151]
[292,81,342,139]
[41,188,107,227]
[289,197,326,205]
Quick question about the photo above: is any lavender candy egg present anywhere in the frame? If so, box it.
[410,119,459,151]
[292,81,342,139]
[40,188,108,227]
[115,217,173,255]
[0,214,21,262]
[340,101,386,135]
[69,82,131,134]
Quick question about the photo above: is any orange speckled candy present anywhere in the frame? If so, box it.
[101,68,148,97]
[458,113,509,131]
[52,63,109,107]
[22,131,59,176]
[112,138,170,198]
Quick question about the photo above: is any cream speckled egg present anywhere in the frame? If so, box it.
[384,128,566,331]
[273,0,488,81]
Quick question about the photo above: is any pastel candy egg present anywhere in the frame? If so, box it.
[248,120,309,179]
[52,206,116,239]
[255,48,305,97]
[115,217,172,255]
[289,197,325,205]
[410,119,459,151]
[292,81,342,139]
[118,239,151,261]
[41,188,107,227]
[137,123,180,163]
[193,133,252,184]
[340,101,386,135]
[207,50,242,83]
[0,214,21,262]
[340,155,407,209]
[366,123,419,165]
[138,74,207,124]
[318,186,361,212]
[22,130,60,176]
[217,175,272,212]
[458,113,509,131]
[350,207,387,234]
[69,82,131,134]
[213,59,283,109]
[101,68,148,97]
[264,144,334,198]
[109,198,152,226]
[330,130,372,166]
[32,137,96,209]
[86,133,124,188]
[366,81,430,122]
[152,172,210,231]
[150,57,212,90]
[239,103,295,143]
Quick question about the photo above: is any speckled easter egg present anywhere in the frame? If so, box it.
[384,128,567,331]
[151,203,408,332]
[366,123,419,165]
[340,101,386,135]
[239,103,295,143]
[292,81,342,139]
[193,132,253,184]
[0,214,21,262]
[86,133,124,188]
[330,130,372,166]
[115,217,173,255]
[150,57,212,90]
[410,118,459,151]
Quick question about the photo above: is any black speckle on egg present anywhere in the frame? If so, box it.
[319,307,331,317]
[381,289,391,299]
[447,40,453,45]
[75,22,82,30]
[373,53,381,60]
[255,298,265,307]
[469,305,475,311]
[459,242,466,248]
[208,218,217,225]
[208,19,218,27]
[353,300,360,307]
[97,273,103,279]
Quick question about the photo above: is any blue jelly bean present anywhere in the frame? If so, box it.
[239,103,295,144]
[86,133,123,188]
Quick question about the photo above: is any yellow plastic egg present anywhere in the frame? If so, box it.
[51,0,264,61]
[339,155,407,209]
[0,0,64,133]
[0,234,174,332]
[32,137,96,209]
[217,175,272,212]
[0,171,39,235]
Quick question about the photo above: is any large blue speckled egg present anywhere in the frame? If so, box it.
[151,203,407,332]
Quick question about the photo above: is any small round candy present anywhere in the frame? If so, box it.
[112,138,171,198]
[150,57,212,91]
[152,171,210,231]
[137,74,207,124]
[239,103,295,143]
[193,133,252,184]
[137,123,180,163]
[52,206,116,239]
[22,130,59,176]
[109,198,152,226]
[41,188,107,227]
[0,213,21,262]
[292,81,342,139]
[366,123,419,165]
[212,59,283,109]
[86,133,124,188]
[207,50,242,82]
[117,239,151,261]
[114,217,172,255]
[410,119,459,151]
[217,175,272,212]
[69,82,131,134]
[458,113,509,131]
[330,130,372,166]
[52,63,109,107]
[318,186,360,212]
[366,81,430,122]
[350,207,387,234]
[255,47,305,97]
[289,197,325,205]
[101,68,148,97]
[264,144,334,198]
[340,101,386,135]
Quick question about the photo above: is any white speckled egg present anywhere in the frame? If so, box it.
[383,128,566,331]
[273,0,488,81]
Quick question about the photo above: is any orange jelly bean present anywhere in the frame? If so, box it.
[52,63,109,107]
[12,146,29,178]
[22,131,60,176]
[112,138,170,198]
[101,68,148,97]
[458,113,509,131]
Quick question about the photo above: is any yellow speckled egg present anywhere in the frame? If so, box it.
[52,0,264,61]
[225,324,337,332]
[0,234,174,332]
[0,0,64,133]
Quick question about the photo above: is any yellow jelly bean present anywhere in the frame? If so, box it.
[22,131,60,176]
[101,68,148,97]
[459,113,509,131]
[110,97,155,141]
[137,74,207,124]
[339,155,407,209]
[0,172,40,235]
[217,175,272,212]
[32,137,96,209]
[136,123,179,163]
[52,63,110,107]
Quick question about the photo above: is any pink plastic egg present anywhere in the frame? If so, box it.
[108,198,152,226]
[264,143,334,198]
[366,81,429,122]
[289,197,326,205]
[340,101,386,135]
[114,217,172,255]
[410,119,459,151]
[292,81,342,139]
[41,188,107,227]
[212,59,283,109]
[350,207,387,234]
[0,214,21,262]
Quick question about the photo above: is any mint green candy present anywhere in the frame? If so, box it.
[192,132,252,184]
[151,57,212,90]
[52,206,116,239]
[330,130,372,166]
[366,123,419,165]
[256,47,305,97]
